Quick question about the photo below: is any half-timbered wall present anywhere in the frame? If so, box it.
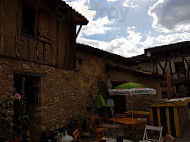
[0,0,4,54]
[134,45,190,97]
[152,56,190,81]
[2,0,76,69]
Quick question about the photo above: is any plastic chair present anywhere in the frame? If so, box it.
[115,113,126,118]
[73,128,82,142]
[164,133,176,142]
[139,125,163,142]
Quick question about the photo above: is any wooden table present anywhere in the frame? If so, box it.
[124,110,149,116]
[109,118,143,140]
[124,111,150,121]
[109,118,141,125]
[149,97,190,137]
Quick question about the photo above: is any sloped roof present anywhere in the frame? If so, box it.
[76,43,164,79]
[106,63,164,79]
[145,41,190,54]
[46,0,88,25]
[132,41,190,62]
[76,43,137,65]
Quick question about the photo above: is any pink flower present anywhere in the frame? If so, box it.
[14,93,21,101]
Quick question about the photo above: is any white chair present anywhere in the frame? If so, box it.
[139,125,163,142]
[101,138,133,142]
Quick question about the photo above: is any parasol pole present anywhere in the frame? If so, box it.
[132,95,134,118]
[129,91,134,118]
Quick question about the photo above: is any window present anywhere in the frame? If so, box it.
[22,4,35,36]
[175,62,184,72]
[39,11,51,40]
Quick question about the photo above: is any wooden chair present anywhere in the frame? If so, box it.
[164,133,176,142]
[139,125,163,142]
[115,113,126,118]
[73,128,82,142]
[93,114,103,125]
[92,115,107,141]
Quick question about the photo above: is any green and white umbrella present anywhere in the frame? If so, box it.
[108,82,156,96]
[108,82,156,117]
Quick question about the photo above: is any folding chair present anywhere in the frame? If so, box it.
[163,133,176,142]
[139,125,163,142]
[73,128,82,142]
[115,113,126,118]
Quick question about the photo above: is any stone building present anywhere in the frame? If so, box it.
[0,0,163,140]
[132,41,190,98]
[76,43,162,112]
[0,0,88,140]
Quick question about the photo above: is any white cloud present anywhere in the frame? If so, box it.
[78,27,190,57]
[127,26,136,30]
[65,0,96,21]
[123,0,139,8]
[77,37,109,51]
[65,0,115,36]
[107,0,119,2]
[148,0,190,32]
[67,0,190,58]
[80,16,115,36]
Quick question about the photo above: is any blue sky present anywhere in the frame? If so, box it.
[65,0,190,57]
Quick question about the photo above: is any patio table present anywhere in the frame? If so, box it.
[108,118,142,141]
[124,111,149,116]
[109,118,141,125]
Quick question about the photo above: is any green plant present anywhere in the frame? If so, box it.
[0,93,21,139]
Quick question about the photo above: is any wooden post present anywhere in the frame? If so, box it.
[157,107,161,127]
[166,107,171,134]
[149,107,153,125]
[0,0,4,54]
[56,20,59,66]
[174,107,180,137]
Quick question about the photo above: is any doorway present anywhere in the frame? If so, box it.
[13,74,40,140]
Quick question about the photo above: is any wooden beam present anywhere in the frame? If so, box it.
[34,8,39,61]
[174,107,180,137]
[27,38,30,60]
[76,24,82,39]
[166,107,171,134]
[169,59,172,74]
[0,0,4,54]
[156,61,158,74]
[182,56,186,78]
[157,107,161,127]
[153,60,155,73]
[184,57,189,67]
[149,107,153,125]
[158,60,168,75]
[163,60,168,75]
[15,0,22,57]
[56,20,59,66]
[43,42,46,63]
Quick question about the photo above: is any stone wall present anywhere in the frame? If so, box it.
[76,49,162,112]
[108,69,161,111]
[0,56,97,141]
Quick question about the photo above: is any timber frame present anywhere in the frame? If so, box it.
[132,41,190,97]
[0,0,88,70]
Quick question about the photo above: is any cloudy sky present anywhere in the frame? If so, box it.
[65,0,190,57]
